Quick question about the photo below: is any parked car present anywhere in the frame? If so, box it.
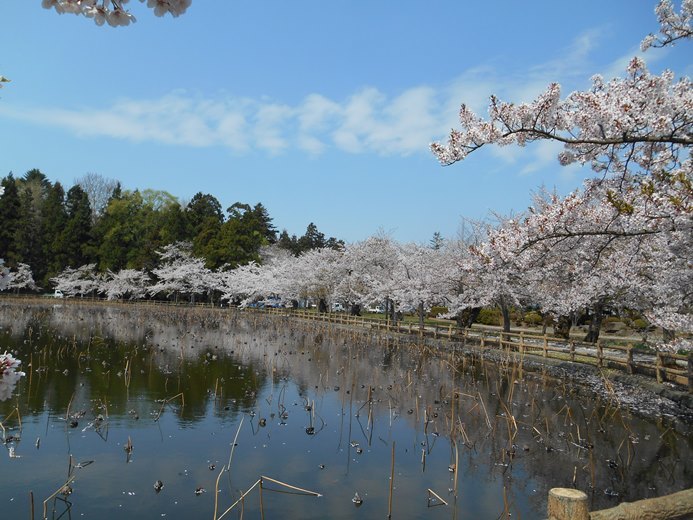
[367,304,384,313]
[53,290,64,298]
[331,302,345,312]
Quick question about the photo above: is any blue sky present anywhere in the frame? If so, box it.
[0,1,689,243]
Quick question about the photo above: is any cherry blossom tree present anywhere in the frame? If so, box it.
[336,236,401,318]
[5,263,40,293]
[0,260,9,291]
[0,350,24,402]
[218,261,265,306]
[50,263,103,297]
[102,268,151,300]
[432,1,692,349]
[0,352,24,377]
[290,247,346,312]
[443,228,531,334]
[149,242,215,303]
[389,243,452,328]
[41,0,191,27]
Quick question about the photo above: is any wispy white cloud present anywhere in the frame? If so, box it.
[0,29,617,167]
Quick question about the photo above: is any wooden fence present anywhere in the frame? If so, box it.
[261,307,693,392]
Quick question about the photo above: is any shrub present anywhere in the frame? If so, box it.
[427,306,449,318]
[476,308,501,326]
[631,318,650,330]
[523,311,543,326]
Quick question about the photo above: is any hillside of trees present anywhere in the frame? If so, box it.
[0,169,343,288]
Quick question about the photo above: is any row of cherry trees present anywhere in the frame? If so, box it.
[0,224,684,352]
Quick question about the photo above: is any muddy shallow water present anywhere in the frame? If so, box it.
[0,301,691,519]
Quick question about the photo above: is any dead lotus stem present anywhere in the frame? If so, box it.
[502,485,510,518]
[154,392,185,421]
[0,405,22,440]
[454,442,459,496]
[213,467,224,520]
[388,441,395,519]
[65,392,75,422]
[477,392,492,430]
[42,474,76,520]
[427,488,448,506]
[216,478,262,520]
[260,475,322,497]
[226,417,244,471]
[458,419,471,445]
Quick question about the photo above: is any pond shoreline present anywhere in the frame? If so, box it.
[2,297,692,433]
[291,313,693,432]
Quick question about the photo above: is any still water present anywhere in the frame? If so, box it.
[0,301,691,519]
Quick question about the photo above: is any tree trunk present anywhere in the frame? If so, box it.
[663,328,676,343]
[541,314,552,335]
[584,302,604,343]
[418,302,425,330]
[456,307,481,329]
[386,297,397,324]
[554,315,572,340]
[318,298,327,314]
[350,303,361,316]
[499,300,511,333]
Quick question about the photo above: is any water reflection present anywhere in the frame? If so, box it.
[0,302,690,519]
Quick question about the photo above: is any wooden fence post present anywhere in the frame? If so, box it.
[627,345,634,375]
[570,341,575,363]
[547,488,589,520]
[597,341,603,368]
[656,352,663,384]
[543,335,548,358]
[688,353,693,394]
[519,332,524,355]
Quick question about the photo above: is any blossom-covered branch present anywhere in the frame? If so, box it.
[641,0,693,50]
[41,0,191,27]
[431,59,692,179]
[431,0,692,185]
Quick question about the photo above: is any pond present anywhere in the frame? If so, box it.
[0,301,691,519]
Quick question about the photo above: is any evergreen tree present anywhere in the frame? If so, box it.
[60,185,93,267]
[205,202,267,268]
[41,182,68,283]
[158,201,188,245]
[277,229,300,255]
[15,170,52,274]
[185,192,224,238]
[94,190,144,271]
[430,231,445,250]
[0,174,21,265]
[251,203,277,244]
[297,223,325,252]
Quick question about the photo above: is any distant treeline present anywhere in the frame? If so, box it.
[0,169,343,288]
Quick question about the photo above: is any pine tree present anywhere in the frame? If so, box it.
[0,174,21,265]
